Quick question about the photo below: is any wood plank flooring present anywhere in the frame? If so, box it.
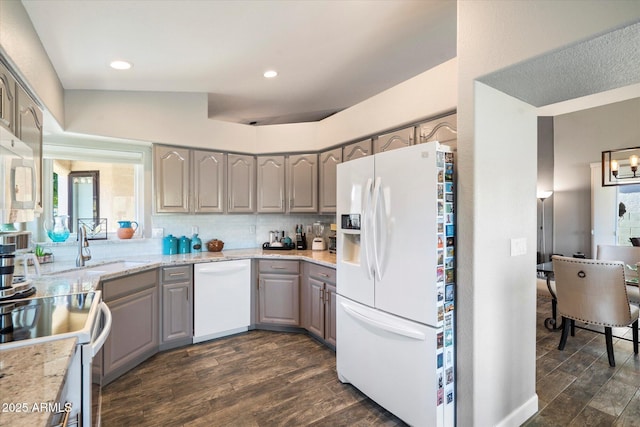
[101,330,406,426]
[103,296,640,426]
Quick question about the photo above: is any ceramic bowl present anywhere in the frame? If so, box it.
[207,239,224,252]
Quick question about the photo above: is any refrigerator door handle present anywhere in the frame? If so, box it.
[362,178,374,280]
[341,302,426,341]
[371,177,383,280]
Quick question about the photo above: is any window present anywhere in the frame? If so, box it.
[35,138,149,241]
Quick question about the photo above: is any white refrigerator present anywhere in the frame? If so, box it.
[336,142,455,427]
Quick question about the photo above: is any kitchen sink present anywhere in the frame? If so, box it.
[50,260,152,280]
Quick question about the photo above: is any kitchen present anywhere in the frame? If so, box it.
[1,1,639,426]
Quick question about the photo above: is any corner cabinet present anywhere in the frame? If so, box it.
[287,153,318,213]
[257,155,286,213]
[373,126,415,154]
[100,269,159,385]
[257,260,300,326]
[319,148,341,213]
[228,154,256,213]
[160,265,193,351]
[303,262,336,347]
[153,145,226,213]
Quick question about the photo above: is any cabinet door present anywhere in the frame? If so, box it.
[287,153,318,213]
[103,286,159,382]
[373,126,415,154]
[307,277,324,338]
[319,148,341,214]
[417,113,457,145]
[343,139,372,162]
[15,85,42,210]
[258,274,300,326]
[0,63,15,132]
[162,281,192,344]
[325,283,337,347]
[228,154,256,213]
[154,145,190,213]
[193,150,225,213]
[257,155,286,213]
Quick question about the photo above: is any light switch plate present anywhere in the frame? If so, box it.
[152,228,164,238]
[510,237,527,256]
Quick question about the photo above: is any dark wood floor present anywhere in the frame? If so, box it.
[101,330,406,426]
[524,296,640,426]
[103,296,640,426]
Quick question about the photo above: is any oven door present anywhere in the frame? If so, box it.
[82,301,111,426]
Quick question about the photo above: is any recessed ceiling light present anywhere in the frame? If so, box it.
[110,60,132,70]
[263,70,278,79]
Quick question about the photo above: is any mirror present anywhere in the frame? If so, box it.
[68,171,99,233]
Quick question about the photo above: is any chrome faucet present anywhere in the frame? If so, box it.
[76,225,92,267]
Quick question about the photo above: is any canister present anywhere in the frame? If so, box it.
[191,233,202,253]
[162,234,178,255]
[178,236,191,254]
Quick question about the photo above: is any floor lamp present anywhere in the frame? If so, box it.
[538,191,553,262]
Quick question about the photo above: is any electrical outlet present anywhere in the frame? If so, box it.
[152,228,164,238]
[249,225,256,233]
[306,225,313,234]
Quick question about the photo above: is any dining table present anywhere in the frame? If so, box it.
[537,261,560,331]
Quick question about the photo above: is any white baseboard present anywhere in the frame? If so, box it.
[495,394,538,427]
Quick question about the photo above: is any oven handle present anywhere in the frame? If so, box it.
[91,301,112,357]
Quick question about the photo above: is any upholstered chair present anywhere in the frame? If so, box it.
[596,245,640,305]
[552,255,639,367]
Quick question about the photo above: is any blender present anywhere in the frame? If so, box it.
[311,222,325,251]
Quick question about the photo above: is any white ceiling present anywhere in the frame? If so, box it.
[21,0,457,126]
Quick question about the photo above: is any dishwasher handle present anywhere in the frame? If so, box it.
[90,302,112,357]
[196,263,249,276]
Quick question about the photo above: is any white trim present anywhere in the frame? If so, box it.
[495,394,538,427]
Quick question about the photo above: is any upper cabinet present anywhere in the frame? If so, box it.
[192,150,226,213]
[154,145,190,213]
[343,139,372,162]
[257,155,286,213]
[417,113,458,145]
[15,84,43,210]
[228,154,256,213]
[0,62,16,133]
[319,148,342,214]
[288,154,318,213]
[373,126,415,154]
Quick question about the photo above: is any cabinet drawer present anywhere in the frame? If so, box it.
[103,269,158,301]
[258,259,299,274]
[162,265,192,283]
[307,263,336,284]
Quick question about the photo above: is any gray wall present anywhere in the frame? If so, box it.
[553,98,640,258]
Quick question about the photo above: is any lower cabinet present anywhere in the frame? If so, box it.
[160,265,193,351]
[304,262,337,347]
[100,269,159,385]
[257,260,300,326]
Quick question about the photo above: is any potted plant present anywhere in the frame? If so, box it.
[34,244,54,264]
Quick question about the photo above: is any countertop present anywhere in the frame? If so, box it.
[0,338,77,427]
[0,247,336,425]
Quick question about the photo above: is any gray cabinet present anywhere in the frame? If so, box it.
[287,153,318,213]
[373,126,415,154]
[343,139,372,162]
[0,62,15,132]
[193,150,226,213]
[15,84,43,210]
[160,265,193,351]
[258,260,300,326]
[303,262,336,347]
[154,146,226,213]
[319,148,341,214]
[153,145,190,213]
[257,155,286,213]
[228,153,256,213]
[101,269,159,385]
[417,113,457,145]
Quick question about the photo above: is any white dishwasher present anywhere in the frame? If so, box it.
[193,259,251,343]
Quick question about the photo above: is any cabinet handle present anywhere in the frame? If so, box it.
[320,287,325,303]
[290,199,293,209]
[270,266,287,270]
[169,272,186,277]
[318,272,329,278]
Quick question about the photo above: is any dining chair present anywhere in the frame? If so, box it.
[596,245,640,305]
[552,255,639,367]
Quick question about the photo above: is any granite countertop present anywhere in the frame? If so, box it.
[0,338,77,427]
